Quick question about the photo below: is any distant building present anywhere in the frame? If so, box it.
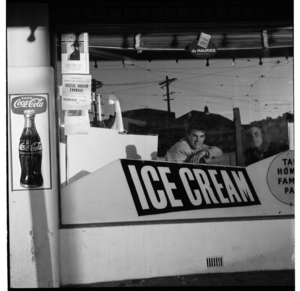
[103,106,235,156]
[121,108,175,135]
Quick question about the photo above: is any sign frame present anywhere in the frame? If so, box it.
[9,93,52,191]
[121,159,260,217]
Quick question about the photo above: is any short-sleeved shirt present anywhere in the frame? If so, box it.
[165,138,222,163]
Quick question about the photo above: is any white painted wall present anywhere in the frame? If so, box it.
[60,219,294,286]
[61,156,294,225]
[8,67,60,288]
[7,3,60,288]
[60,128,158,185]
[59,157,294,286]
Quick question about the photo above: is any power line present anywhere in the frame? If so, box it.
[245,60,282,96]
[159,76,177,113]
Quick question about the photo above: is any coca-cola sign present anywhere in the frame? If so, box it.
[11,95,47,115]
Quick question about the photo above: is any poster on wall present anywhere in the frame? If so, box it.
[62,74,91,110]
[9,94,52,191]
[61,32,89,74]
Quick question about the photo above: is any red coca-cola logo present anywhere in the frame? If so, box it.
[11,95,47,115]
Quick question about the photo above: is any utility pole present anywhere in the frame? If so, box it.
[233,107,243,166]
[159,76,177,113]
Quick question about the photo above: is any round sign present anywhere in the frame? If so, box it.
[188,40,217,59]
[267,150,294,206]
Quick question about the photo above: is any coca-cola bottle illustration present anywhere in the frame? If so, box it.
[19,109,43,188]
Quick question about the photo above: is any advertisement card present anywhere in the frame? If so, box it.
[197,32,211,48]
[61,32,89,74]
[9,94,52,191]
[62,74,91,110]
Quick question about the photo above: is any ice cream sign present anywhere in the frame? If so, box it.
[11,95,47,115]
[121,160,260,216]
[267,150,294,206]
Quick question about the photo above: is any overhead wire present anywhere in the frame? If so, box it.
[96,58,292,118]
[245,60,282,96]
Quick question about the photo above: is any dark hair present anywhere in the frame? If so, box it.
[247,121,266,136]
[187,123,207,135]
[245,121,271,147]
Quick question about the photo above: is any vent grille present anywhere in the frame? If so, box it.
[206,256,223,268]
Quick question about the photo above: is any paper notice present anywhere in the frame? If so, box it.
[61,32,89,74]
[65,110,90,135]
[62,74,91,110]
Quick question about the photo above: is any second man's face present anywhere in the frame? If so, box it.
[187,129,206,150]
[249,127,263,148]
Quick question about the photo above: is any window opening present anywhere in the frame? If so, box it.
[56,34,293,188]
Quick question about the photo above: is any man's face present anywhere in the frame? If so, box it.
[249,127,263,148]
[70,45,75,51]
[186,129,206,150]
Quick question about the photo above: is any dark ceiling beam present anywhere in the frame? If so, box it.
[50,0,293,25]
[88,47,293,62]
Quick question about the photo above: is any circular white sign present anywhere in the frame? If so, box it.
[267,150,294,206]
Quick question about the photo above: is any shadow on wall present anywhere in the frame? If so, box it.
[125,145,158,161]
[150,151,157,160]
[61,148,158,188]
[61,170,91,187]
[125,145,141,160]
[28,189,54,287]
[7,3,49,42]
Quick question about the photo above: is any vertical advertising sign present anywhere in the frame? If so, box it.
[62,74,91,135]
[61,32,89,74]
[62,74,91,110]
[9,94,52,191]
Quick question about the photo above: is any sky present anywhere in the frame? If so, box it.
[84,56,294,125]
